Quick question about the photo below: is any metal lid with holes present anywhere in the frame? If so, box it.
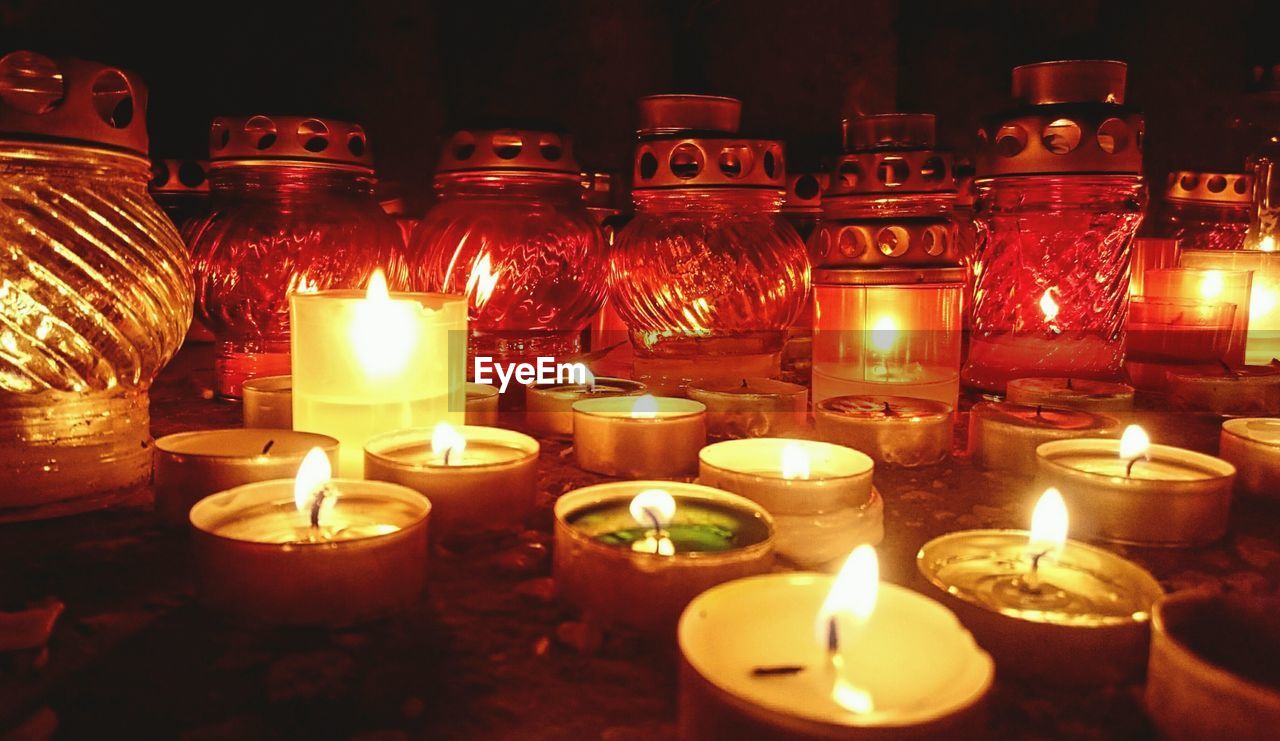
[633,138,786,190]
[637,94,741,136]
[436,129,578,175]
[812,266,966,286]
[1164,170,1253,206]
[826,114,955,197]
[0,51,147,155]
[809,218,961,270]
[149,160,209,195]
[977,60,1143,178]
[209,115,373,168]
[784,173,827,213]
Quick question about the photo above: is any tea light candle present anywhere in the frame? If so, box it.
[1181,248,1280,365]
[917,489,1165,685]
[572,394,706,478]
[687,377,808,440]
[814,395,951,467]
[291,269,467,476]
[968,401,1120,477]
[525,372,646,438]
[189,449,431,626]
[680,547,994,739]
[1168,364,1280,416]
[1219,418,1280,500]
[464,383,500,426]
[364,423,539,538]
[698,438,881,569]
[154,429,339,527]
[1035,426,1236,547]
[553,481,774,634]
[1006,377,1135,412]
[242,375,293,429]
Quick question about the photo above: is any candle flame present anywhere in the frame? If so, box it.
[868,315,899,354]
[352,268,416,377]
[1039,290,1059,321]
[1199,271,1225,300]
[367,268,390,301]
[780,443,811,480]
[1260,235,1277,253]
[431,421,467,465]
[816,545,879,646]
[1119,424,1150,461]
[629,488,676,556]
[630,394,659,419]
[465,253,500,311]
[293,447,335,518]
[1028,487,1068,555]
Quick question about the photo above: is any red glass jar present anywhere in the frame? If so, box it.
[1154,170,1251,251]
[190,116,406,398]
[583,172,632,355]
[965,61,1147,392]
[151,159,215,342]
[408,130,606,364]
[610,95,809,390]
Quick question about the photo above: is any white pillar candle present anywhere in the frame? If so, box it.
[464,383,500,427]
[1168,364,1280,416]
[1219,418,1280,500]
[968,401,1120,476]
[242,375,293,429]
[814,395,951,467]
[1006,377,1135,412]
[687,377,808,439]
[572,394,706,478]
[525,374,646,438]
[364,423,539,538]
[290,270,467,476]
[698,438,880,569]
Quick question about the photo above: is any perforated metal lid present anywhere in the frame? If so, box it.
[436,129,579,174]
[209,115,373,168]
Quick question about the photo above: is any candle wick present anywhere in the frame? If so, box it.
[882,402,895,417]
[444,446,452,466]
[261,439,275,455]
[309,484,332,531]
[1065,377,1074,390]
[1125,454,1149,478]
[1025,550,1047,592]
[1034,404,1044,419]
[644,508,666,553]
[826,616,839,656]
[740,378,749,389]
[752,664,806,677]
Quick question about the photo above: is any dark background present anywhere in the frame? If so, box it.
[3,0,1278,202]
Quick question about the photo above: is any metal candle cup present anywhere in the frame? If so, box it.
[189,478,430,627]
[1168,364,1280,416]
[1005,377,1135,412]
[525,376,647,438]
[363,426,538,538]
[698,438,881,569]
[464,383,500,426]
[814,395,951,467]
[242,375,293,429]
[968,402,1120,477]
[1219,418,1280,500]
[553,481,774,634]
[687,377,808,440]
[1035,438,1236,547]
[153,429,339,527]
[917,530,1164,686]
[572,396,706,478]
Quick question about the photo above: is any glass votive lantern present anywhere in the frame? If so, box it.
[965,61,1146,391]
[1129,237,1180,298]
[1180,248,1280,364]
[1154,170,1252,251]
[190,115,406,398]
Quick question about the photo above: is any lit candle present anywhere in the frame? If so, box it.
[464,382,500,426]
[1125,298,1237,378]
[363,422,539,539]
[1180,249,1280,365]
[687,377,808,439]
[1137,267,1252,368]
[189,448,431,626]
[917,488,1165,685]
[814,395,951,467]
[525,369,647,438]
[698,438,881,569]
[968,401,1120,477]
[153,429,339,527]
[1034,425,1236,547]
[1005,377,1134,412]
[1219,418,1280,500]
[1168,363,1280,416]
[242,375,293,429]
[290,269,467,476]
[572,394,707,478]
[553,481,774,634]
[679,546,994,738]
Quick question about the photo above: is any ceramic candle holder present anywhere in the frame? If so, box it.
[363,426,539,538]
[1219,418,1280,500]
[698,438,881,569]
[553,481,774,634]
[1005,377,1135,412]
[242,375,293,429]
[968,402,1120,477]
[679,573,994,739]
[917,530,1164,686]
[687,377,808,440]
[1035,439,1236,547]
[1146,591,1280,741]
[190,478,431,626]
[1168,365,1280,416]
[525,376,646,438]
[153,429,339,527]
[814,395,951,467]
[572,396,707,478]
[464,383,500,426]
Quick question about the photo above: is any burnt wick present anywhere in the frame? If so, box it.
[309,485,333,530]
[261,439,275,455]
[1065,377,1074,390]
[1125,455,1148,478]
[751,665,806,677]
[882,401,895,417]
[741,378,749,389]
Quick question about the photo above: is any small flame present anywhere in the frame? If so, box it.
[629,489,676,556]
[465,254,500,311]
[816,545,879,647]
[1119,424,1150,461]
[868,315,899,354]
[366,268,390,302]
[431,421,467,465]
[1260,235,1277,253]
[780,443,811,480]
[1028,487,1068,556]
[293,447,334,516]
[1039,290,1060,322]
[630,394,659,419]
[1199,271,1225,300]
[352,268,416,377]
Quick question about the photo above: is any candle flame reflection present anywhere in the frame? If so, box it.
[630,394,659,419]
[293,447,336,523]
[1039,290,1059,322]
[868,316,899,354]
[629,489,675,556]
[780,443,811,480]
[1028,487,1068,557]
[466,253,500,311]
[817,546,878,714]
[431,421,467,465]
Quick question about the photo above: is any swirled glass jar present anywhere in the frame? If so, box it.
[190,116,406,398]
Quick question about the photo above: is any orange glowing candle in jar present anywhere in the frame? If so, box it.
[1180,249,1280,365]
[572,394,706,477]
[291,269,467,476]
[189,448,431,626]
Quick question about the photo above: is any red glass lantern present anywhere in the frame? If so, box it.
[190,116,406,398]
[1154,170,1251,251]
[408,129,607,365]
[583,172,632,355]
[609,95,809,390]
[965,61,1147,392]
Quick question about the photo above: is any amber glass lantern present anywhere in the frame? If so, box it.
[810,114,964,407]
[190,115,405,398]
[965,61,1146,392]
[0,52,191,518]
[610,95,809,391]
[1154,170,1252,251]
[408,129,607,365]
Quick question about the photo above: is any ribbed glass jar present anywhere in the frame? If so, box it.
[1155,200,1250,251]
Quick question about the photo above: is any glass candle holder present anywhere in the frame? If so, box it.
[1126,298,1237,365]
[1180,249,1280,364]
[1154,170,1252,251]
[1129,237,1180,298]
[1140,268,1251,365]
